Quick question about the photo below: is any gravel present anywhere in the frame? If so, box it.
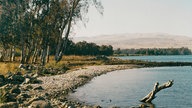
[30,65,139,107]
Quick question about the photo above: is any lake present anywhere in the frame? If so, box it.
[68,66,192,108]
[116,55,192,62]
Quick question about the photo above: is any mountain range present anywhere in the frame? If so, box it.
[73,33,192,49]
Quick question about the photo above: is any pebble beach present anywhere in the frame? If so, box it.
[31,65,140,107]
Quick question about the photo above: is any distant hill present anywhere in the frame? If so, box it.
[73,33,192,49]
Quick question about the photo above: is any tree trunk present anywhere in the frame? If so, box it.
[25,45,35,63]
[55,0,80,63]
[11,46,15,62]
[41,47,47,66]
[55,37,63,62]
[0,50,4,62]
[20,39,26,64]
[140,80,174,103]
[32,47,37,63]
[9,47,12,61]
[46,45,50,63]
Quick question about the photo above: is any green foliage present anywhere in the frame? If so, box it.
[114,47,192,55]
[0,0,103,64]
[60,40,114,56]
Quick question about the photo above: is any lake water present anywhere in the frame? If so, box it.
[117,55,192,62]
[68,66,192,108]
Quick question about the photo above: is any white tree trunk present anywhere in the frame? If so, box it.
[46,45,50,63]
[11,46,15,61]
[140,80,174,103]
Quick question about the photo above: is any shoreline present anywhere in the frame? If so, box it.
[30,64,142,107]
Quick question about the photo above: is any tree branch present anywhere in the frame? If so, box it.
[140,80,174,103]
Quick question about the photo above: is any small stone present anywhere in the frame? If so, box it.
[25,85,33,90]
[9,75,25,84]
[0,75,5,86]
[5,93,17,102]
[0,102,18,108]
[24,78,30,84]
[10,85,21,94]
[32,73,38,78]
[17,93,31,103]
[30,78,42,84]
[15,72,22,75]
[0,74,5,80]
[25,96,45,106]
[20,93,30,98]
[29,100,52,108]
[34,86,44,90]
[93,105,102,108]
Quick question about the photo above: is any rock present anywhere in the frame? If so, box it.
[5,93,17,102]
[0,84,17,102]
[139,104,148,108]
[34,86,44,90]
[10,85,21,94]
[0,75,5,87]
[0,102,18,108]
[24,78,30,84]
[8,75,25,84]
[22,85,33,91]
[111,106,120,108]
[65,103,75,108]
[18,93,30,98]
[32,73,38,78]
[0,81,4,87]
[29,100,52,108]
[19,64,26,70]
[15,71,22,75]
[25,96,45,106]
[0,74,5,81]
[17,93,31,104]
[93,105,102,108]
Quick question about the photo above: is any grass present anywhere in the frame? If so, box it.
[0,62,20,75]
[1,55,192,75]
[0,56,105,75]
[45,55,104,70]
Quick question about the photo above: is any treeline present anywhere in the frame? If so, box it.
[114,47,192,55]
[51,40,113,56]
[0,0,103,65]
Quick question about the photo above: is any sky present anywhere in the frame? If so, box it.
[73,0,192,37]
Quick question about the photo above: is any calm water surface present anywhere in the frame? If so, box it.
[68,66,192,108]
[117,55,192,62]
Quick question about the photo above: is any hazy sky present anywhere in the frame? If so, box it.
[73,0,192,37]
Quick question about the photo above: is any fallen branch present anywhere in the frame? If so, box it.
[140,80,174,103]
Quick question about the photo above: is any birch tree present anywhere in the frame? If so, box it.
[0,0,103,65]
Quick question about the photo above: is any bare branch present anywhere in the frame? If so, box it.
[140,80,174,103]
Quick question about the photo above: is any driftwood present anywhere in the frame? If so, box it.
[140,80,174,103]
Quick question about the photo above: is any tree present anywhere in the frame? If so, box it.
[53,0,104,62]
[0,0,103,65]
